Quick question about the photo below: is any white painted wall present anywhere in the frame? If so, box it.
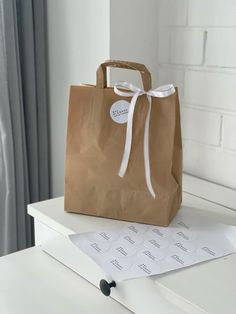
[46,0,110,196]
[109,0,159,87]
[157,0,236,189]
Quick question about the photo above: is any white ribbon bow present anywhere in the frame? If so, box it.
[114,81,175,198]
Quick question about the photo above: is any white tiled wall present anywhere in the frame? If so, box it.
[157,0,236,189]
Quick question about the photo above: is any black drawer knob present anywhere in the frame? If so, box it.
[99,279,116,296]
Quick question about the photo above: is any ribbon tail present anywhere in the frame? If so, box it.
[119,92,139,177]
[144,96,156,198]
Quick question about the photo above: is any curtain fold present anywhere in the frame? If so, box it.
[0,0,49,256]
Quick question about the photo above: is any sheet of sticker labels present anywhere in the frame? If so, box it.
[70,207,236,282]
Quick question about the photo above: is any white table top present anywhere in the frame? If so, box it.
[28,195,236,314]
[0,247,131,314]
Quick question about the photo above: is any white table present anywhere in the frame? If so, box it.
[0,247,131,314]
[27,195,236,313]
[27,174,236,314]
[1,174,236,313]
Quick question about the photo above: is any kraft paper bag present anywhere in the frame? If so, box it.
[64,60,182,226]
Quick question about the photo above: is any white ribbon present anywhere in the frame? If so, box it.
[114,82,175,198]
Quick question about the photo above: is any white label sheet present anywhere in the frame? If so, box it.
[69,208,236,282]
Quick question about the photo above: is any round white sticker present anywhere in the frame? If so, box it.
[110,100,129,124]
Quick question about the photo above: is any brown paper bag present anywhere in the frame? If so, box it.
[64,60,182,226]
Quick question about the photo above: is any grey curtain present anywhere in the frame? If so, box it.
[0,0,49,256]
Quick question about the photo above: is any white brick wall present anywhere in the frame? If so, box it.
[183,141,236,188]
[222,115,236,151]
[156,0,236,189]
[184,71,236,111]
[158,0,188,26]
[206,29,236,67]
[181,108,221,145]
[188,0,236,26]
[170,29,205,65]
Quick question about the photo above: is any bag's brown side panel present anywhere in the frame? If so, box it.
[169,88,182,221]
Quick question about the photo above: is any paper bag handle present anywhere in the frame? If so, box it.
[96,60,152,91]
